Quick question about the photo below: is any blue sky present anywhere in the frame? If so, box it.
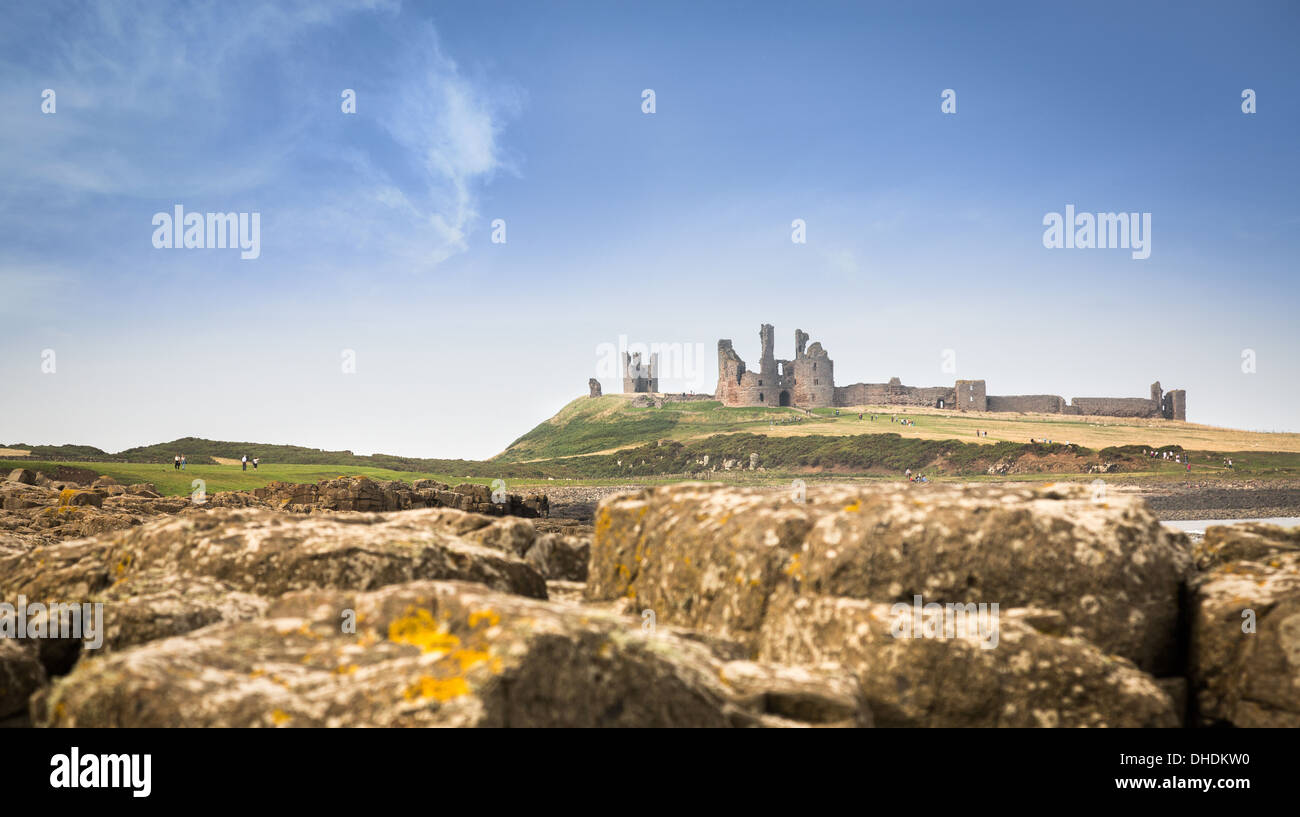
[1,0,1297,458]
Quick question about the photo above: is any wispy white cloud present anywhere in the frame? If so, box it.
[0,0,518,273]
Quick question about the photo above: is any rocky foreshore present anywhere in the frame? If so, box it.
[2,470,1297,727]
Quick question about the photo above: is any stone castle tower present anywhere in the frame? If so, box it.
[622,351,658,393]
[717,324,828,407]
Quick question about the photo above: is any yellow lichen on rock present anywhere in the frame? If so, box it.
[388,607,460,654]
[403,675,470,702]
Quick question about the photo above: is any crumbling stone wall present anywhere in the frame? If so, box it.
[986,394,1066,414]
[1070,397,1161,418]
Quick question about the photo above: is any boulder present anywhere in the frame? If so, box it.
[1193,522,1300,570]
[757,590,1178,727]
[524,533,590,581]
[34,580,870,728]
[1189,549,1300,726]
[0,639,46,720]
[2,484,54,511]
[57,489,102,508]
[0,507,548,605]
[126,483,160,497]
[588,482,1192,673]
[6,468,37,485]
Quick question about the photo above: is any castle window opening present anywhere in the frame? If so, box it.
[759,393,764,401]
[779,391,791,407]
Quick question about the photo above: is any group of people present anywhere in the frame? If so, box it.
[903,468,929,483]
[974,430,989,438]
[1147,449,1193,471]
[174,454,262,470]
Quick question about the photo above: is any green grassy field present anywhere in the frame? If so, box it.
[0,460,507,497]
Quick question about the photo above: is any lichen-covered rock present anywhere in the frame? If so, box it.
[6,468,37,485]
[2,484,53,511]
[757,590,1178,727]
[58,489,102,508]
[1189,551,1300,726]
[524,533,590,581]
[0,639,46,719]
[1,508,548,605]
[1193,522,1300,570]
[35,581,869,728]
[588,482,1192,673]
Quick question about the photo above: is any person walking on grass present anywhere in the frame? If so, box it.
[181,455,187,470]
[174,454,180,470]
[253,457,259,470]
[241,454,248,472]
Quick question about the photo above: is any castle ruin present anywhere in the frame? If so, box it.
[716,324,1186,420]
[622,351,658,393]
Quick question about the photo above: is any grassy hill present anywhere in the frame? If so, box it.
[497,395,811,461]
[497,394,1300,462]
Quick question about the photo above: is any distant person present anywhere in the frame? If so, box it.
[253,457,259,470]
[173,454,180,470]
[181,455,187,470]
[905,468,912,480]
[241,454,248,472]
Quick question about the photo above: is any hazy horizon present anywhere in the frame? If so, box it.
[3,1,1297,459]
